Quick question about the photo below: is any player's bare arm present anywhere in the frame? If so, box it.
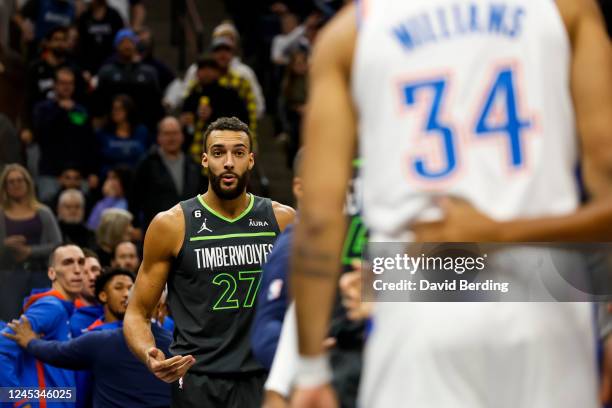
[124,205,195,383]
[272,201,296,232]
[291,0,357,358]
[560,0,612,199]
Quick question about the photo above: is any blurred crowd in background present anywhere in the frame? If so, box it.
[0,0,348,321]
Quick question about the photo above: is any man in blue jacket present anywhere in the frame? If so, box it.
[86,268,133,332]
[4,268,172,408]
[70,250,104,337]
[0,244,85,408]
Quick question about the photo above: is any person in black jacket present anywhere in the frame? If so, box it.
[95,28,163,132]
[76,0,124,75]
[130,116,205,232]
[181,56,249,164]
[32,66,97,202]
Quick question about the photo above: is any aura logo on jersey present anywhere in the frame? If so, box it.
[249,219,269,227]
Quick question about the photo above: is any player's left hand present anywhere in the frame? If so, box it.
[2,315,38,348]
[146,347,196,383]
[412,197,499,242]
[601,331,612,403]
[291,384,338,408]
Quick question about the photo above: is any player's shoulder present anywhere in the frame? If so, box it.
[556,0,603,37]
[271,201,296,232]
[146,205,185,247]
[151,204,184,227]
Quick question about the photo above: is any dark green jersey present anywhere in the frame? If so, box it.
[169,194,280,374]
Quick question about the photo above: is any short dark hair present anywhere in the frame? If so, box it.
[82,248,99,261]
[48,244,63,268]
[197,55,219,70]
[48,244,81,268]
[94,268,134,302]
[55,66,75,81]
[111,94,136,126]
[111,241,135,260]
[203,117,252,152]
[45,26,68,41]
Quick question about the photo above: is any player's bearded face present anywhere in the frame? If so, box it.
[209,166,250,200]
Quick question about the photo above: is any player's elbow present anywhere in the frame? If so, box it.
[298,204,344,237]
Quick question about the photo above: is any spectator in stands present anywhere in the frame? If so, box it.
[76,0,124,75]
[2,269,172,408]
[66,23,80,56]
[210,36,258,141]
[0,42,26,126]
[32,66,96,202]
[96,94,150,177]
[0,163,62,274]
[0,244,84,397]
[13,0,76,48]
[95,28,163,132]
[71,250,104,337]
[93,208,134,267]
[212,21,266,118]
[25,26,86,118]
[46,165,98,215]
[81,0,146,29]
[87,165,131,230]
[0,114,24,170]
[136,26,175,94]
[270,11,302,66]
[111,241,139,274]
[181,57,248,162]
[57,188,94,248]
[130,116,204,231]
[278,48,308,167]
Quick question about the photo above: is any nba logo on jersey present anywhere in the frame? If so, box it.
[267,279,283,301]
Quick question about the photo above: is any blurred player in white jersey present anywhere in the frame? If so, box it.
[291,0,612,407]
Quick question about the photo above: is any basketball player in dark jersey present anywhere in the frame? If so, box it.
[124,117,295,408]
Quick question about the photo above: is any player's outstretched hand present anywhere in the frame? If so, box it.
[291,384,338,408]
[146,347,195,383]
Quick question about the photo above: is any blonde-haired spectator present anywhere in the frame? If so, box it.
[94,208,134,267]
[0,163,62,320]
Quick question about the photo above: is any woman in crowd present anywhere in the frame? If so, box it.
[93,208,135,268]
[0,164,62,320]
[96,94,150,177]
[86,165,132,231]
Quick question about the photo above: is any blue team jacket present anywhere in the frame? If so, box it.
[0,288,76,408]
[251,224,293,369]
[69,304,104,338]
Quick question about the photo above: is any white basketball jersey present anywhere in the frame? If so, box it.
[352,0,578,241]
